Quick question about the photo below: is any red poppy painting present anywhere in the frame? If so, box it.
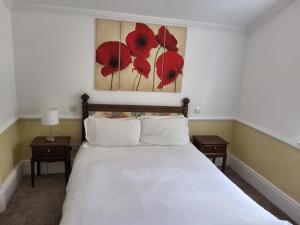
[156,51,184,90]
[96,41,131,76]
[95,19,187,92]
[156,26,178,52]
[126,23,158,58]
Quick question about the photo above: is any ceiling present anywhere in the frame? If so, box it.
[14,0,293,29]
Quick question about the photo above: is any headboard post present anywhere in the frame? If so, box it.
[81,93,90,142]
[182,98,190,117]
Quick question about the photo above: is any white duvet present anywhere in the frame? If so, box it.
[60,143,291,225]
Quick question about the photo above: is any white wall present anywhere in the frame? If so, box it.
[238,0,300,148]
[0,1,18,132]
[11,10,245,119]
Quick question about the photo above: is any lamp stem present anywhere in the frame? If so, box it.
[46,126,55,142]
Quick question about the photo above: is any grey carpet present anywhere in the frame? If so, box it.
[0,174,65,225]
[224,168,297,225]
[0,168,296,225]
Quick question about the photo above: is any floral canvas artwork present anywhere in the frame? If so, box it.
[95,19,187,92]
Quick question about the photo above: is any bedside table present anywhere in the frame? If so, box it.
[192,135,229,172]
[30,136,71,187]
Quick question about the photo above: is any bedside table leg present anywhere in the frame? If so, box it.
[37,161,40,176]
[222,154,227,172]
[68,157,71,175]
[31,158,35,187]
[64,160,69,185]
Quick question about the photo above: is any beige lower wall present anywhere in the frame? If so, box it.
[18,119,81,160]
[1,118,299,205]
[231,121,300,203]
[0,121,21,184]
[188,120,234,152]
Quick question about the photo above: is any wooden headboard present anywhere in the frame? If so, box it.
[81,93,190,142]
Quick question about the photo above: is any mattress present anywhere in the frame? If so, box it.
[60,143,291,225]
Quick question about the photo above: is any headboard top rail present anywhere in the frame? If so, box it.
[81,93,190,142]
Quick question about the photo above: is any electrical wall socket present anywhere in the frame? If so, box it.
[194,107,201,114]
[68,105,78,113]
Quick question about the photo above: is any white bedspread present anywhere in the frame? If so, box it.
[60,143,291,225]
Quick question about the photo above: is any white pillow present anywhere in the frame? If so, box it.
[84,116,97,144]
[85,117,141,147]
[140,117,190,146]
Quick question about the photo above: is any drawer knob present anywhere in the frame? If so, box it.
[214,147,217,150]
[47,149,51,153]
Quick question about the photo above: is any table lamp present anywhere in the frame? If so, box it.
[41,108,59,142]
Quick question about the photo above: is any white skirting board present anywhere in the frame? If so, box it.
[1,157,299,224]
[228,153,300,224]
[0,160,65,213]
[0,186,5,212]
[0,162,22,213]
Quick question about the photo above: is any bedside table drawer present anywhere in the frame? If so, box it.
[32,147,66,157]
[201,145,226,153]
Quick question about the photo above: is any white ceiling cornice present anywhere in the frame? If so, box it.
[248,0,294,32]
[11,3,247,33]
[11,0,294,33]
[3,0,15,9]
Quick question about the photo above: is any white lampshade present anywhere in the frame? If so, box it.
[41,108,59,126]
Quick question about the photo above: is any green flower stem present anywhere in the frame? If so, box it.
[136,74,142,91]
[174,79,176,92]
[152,46,162,91]
[110,73,114,90]
[132,72,139,90]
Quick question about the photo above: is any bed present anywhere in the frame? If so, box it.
[59,94,291,225]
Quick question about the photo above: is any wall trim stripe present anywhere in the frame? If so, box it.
[0,116,18,135]
[5,115,299,153]
[228,153,300,224]
[236,118,300,151]
[18,114,81,120]
[18,114,236,121]
[188,115,235,121]
[12,3,246,33]
[16,115,300,151]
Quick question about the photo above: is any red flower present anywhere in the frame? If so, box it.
[96,41,131,76]
[156,26,178,52]
[156,51,184,89]
[126,23,158,58]
[132,58,151,78]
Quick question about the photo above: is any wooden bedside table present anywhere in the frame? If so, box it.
[30,136,71,187]
[192,135,229,172]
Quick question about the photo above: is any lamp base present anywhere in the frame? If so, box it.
[45,136,55,142]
